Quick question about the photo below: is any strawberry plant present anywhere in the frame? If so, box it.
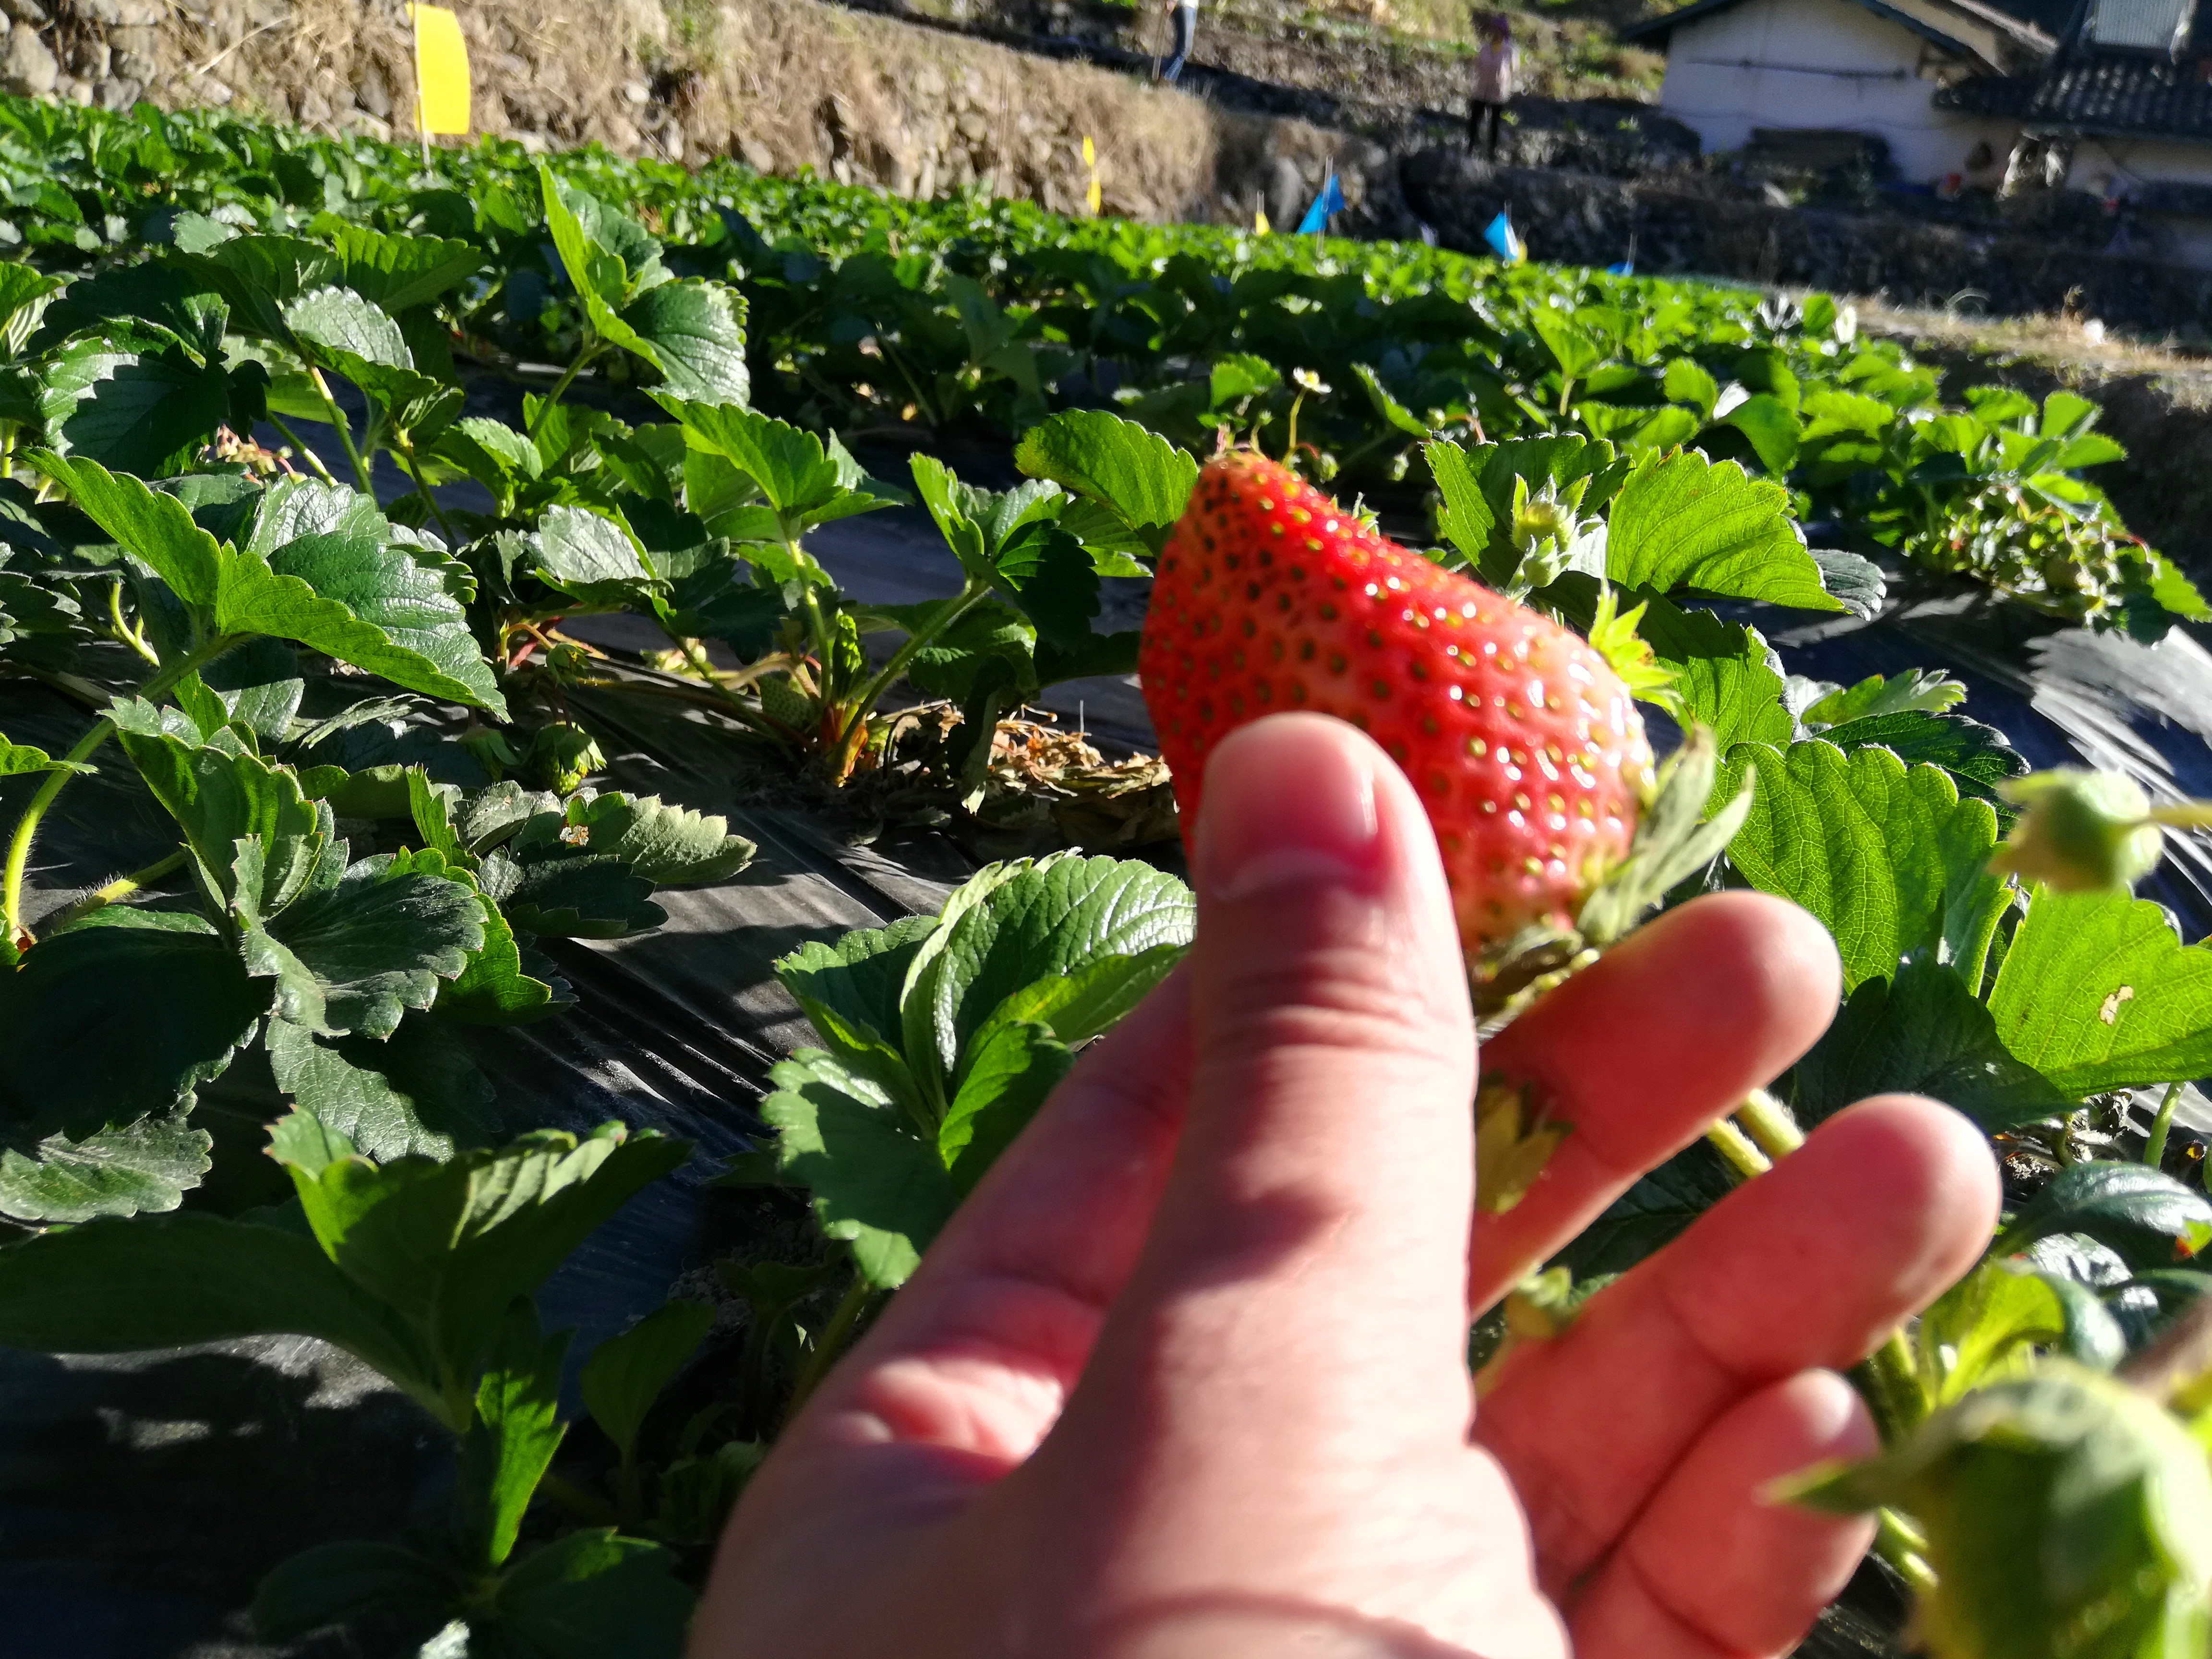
[0,84,2210,1659]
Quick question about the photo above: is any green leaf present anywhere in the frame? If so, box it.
[1715,391,1801,475]
[456,1302,569,1571]
[284,284,409,368]
[436,886,567,1025]
[558,792,757,886]
[1803,670,1967,726]
[905,853,1195,1086]
[43,344,230,478]
[249,850,486,1040]
[1532,309,1603,380]
[483,1529,693,1659]
[1350,361,1430,439]
[323,223,485,313]
[1914,1259,2121,1407]
[1723,741,2005,992]
[1792,1368,2212,1659]
[1558,1140,1737,1279]
[0,1113,213,1225]
[30,449,225,605]
[937,1019,1074,1196]
[0,1209,438,1413]
[0,926,265,1134]
[535,504,654,603]
[485,851,664,940]
[1013,410,1197,554]
[272,1113,691,1398]
[232,478,505,713]
[1995,1161,2212,1267]
[1638,600,1792,753]
[1815,708,2029,812]
[1421,435,1631,586]
[1605,450,1840,610]
[580,1300,716,1466]
[0,733,94,775]
[618,279,749,405]
[1988,888,2212,1095]
[776,913,942,1051]
[109,699,329,901]
[657,399,898,539]
[253,1540,454,1641]
[763,1048,953,1290]
[1794,961,2070,1129]
[265,1015,498,1160]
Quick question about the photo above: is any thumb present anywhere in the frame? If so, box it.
[1034,712,1479,1496]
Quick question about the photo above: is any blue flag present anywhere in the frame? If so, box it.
[1606,258,1635,276]
[1483,210,1525,264]
[1297,171,1346,236]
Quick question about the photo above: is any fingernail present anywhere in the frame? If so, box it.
[1195,717,1384,902]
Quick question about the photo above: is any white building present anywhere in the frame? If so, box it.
[1623,0,2055,185]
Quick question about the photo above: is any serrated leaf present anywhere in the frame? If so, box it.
[271,1113,690,1398]
[284,284,409,369]
[42,343,230,478]
[109,698,327,902]
[1558,1139,1738,1279]
[1795,960,2070,1129]
[323,223,485,313]
[248,849,486,1039]
[223,478,505,713]
[479,845,664,939]
[0,1113,213,1224]
[0,732,94,775]
[265,1015,498,1160]
[905,853,1194,1094]
[30,449,225,604]
[555,792,756,885]
[1815,707,2029,812]
[1606,450,1839,610]
[762,1047,952,1291]
[1988,887,2212,1095]
[656,399,898,538]
[436,886,567,1025]
[1723,741,2005,992]
[1012,410,1197,553]
[618,279,749,405]
[0,926,265,1136]
[776,913,942,1051]
[252,1540,454,1641]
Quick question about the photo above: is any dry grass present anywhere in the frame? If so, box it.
[1850,295,2212,395]
[137,0,1334,223]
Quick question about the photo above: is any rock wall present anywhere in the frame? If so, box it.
[1398,149,2212,330]
[0,0,1359,225]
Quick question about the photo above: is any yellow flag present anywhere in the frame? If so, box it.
[1254,203,1271,234]
[1081,135,1101,216]
[408,3,471,138]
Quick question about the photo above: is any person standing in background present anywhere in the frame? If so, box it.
[1468,12,1518,159]
[1160,0,1199,84]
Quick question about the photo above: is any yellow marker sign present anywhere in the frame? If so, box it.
[1254,203,1271,234]
[1081,135,1102,217]
[408,3,472,138]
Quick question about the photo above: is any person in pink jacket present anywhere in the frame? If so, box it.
[1469,12,1520,159]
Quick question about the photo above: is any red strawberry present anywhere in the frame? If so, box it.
[1139,450,1654,951]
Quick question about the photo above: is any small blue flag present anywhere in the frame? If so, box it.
[1297,171,1346,236]
[1606,258,1635,276]
[1483,209,1525,264]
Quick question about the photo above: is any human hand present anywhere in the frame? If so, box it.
[692,713,2000,1659]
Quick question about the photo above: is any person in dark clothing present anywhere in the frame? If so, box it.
[1160,0,1198,84]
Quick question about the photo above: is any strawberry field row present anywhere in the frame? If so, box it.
[0,90,2206,1659]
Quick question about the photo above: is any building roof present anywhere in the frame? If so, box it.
[1938,54,2212,135]
[1623,0,2056,70]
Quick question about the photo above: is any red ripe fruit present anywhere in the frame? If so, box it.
[1139,451,1655,951]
